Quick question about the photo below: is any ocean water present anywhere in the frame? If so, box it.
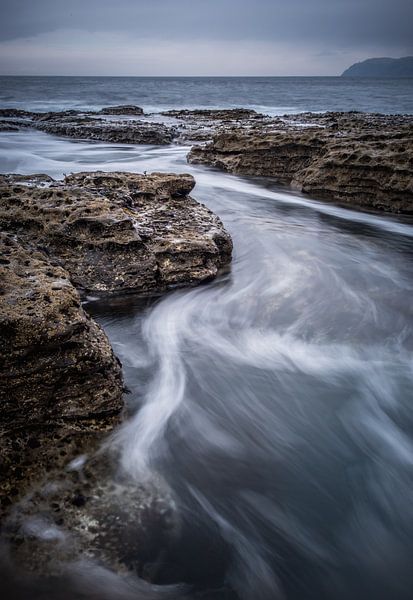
[1,78,413,600]
[0,75,412,115]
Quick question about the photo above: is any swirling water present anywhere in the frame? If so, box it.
[1,75,413,599]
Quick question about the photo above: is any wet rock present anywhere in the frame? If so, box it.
[35,116,173,145]
[0,233,124,513]
[1,450,178,578]
[0,105,263,146]
[189,128,325,183]
[188,112,413,213]
[162,108,265,145]
[99,105,144,116]
[0,107,172,144]
[162,108,260,121]
[0,173,55,185]
[0,122,19,132]
[33,110,85,123]
[0,108,37,119]
[0,171,232,295]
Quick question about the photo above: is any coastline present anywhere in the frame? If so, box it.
[0,99,412,597]
[1,105,412,213]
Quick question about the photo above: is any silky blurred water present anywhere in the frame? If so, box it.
[1,125,413,599]
[1,75,413,114]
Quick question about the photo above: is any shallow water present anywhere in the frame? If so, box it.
[1,127,413,599]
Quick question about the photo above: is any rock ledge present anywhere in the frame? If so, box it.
[188,112,413,213]
[0,171,232,295]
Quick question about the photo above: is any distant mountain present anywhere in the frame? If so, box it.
[342,57,413,77]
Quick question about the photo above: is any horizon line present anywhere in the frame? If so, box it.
[0,73,343,78]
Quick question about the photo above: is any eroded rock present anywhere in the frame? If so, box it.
[188,112,413,213]
[160,108,265,144]
[0,233,124,514]
[2,449,178,579]
[0,171,232,295]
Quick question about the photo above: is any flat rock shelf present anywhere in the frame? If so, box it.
[188,112,413,214]
[0,172,232,295]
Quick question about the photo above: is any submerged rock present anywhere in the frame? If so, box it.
[2,449,179,579]
[0,233,124,514]
[188,112,413,213]
[0,171,232,295]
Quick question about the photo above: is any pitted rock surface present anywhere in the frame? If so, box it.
[188,112,413,213]
[2,450,179,579]
[0,171,232,294]
[0,233,124,513]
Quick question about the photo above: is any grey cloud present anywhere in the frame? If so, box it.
[1,0,412,50]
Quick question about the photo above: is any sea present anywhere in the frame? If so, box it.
[0,75,412,115]
[1,76,413,600]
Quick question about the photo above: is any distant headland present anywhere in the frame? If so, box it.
[342,56,413,77]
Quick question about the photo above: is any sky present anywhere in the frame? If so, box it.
[0,0,412,76]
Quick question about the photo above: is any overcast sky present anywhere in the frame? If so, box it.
[0,0,412,76]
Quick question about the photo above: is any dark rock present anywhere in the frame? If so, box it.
[35,116,173,145]
[0,122,19,132]
[0,105,262,146]
[189,128,325,183]
[1,449,179,579]
[0,169,231,517]
[0,108,37,119]
[99,105,144,116]
[161,108,265,145]
[188,112,413,214]
[33,110,84,123]
[162,108,259,121]
[0,107,172,144]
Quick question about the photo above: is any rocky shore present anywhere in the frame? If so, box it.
[0,107,174,145]
[0,168,232,579]
[0,172,232,295]
[1,102,412,591]
[0,106,264,145]
[0,233,124,512]
[188,111,413,214]
[1,106,411,213]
